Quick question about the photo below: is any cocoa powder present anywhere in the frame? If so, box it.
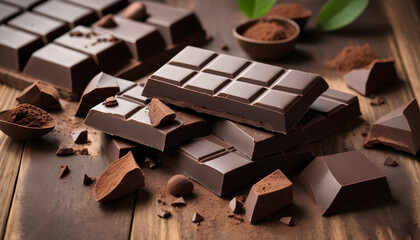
[267,3,312,19]
[325,44,379,72]
[243,20,295,41]
[2,103,53,127]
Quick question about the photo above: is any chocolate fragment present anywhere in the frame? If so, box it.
[56,144,74,156]
[192,212,204,223]
[72,129,88,144]
[279,216,295,226]
[229,197,243,214]
[167,175,194,197]
[370,95,385,106]
[16,82,61,110]
[103,96,118,107]
[94,152,145,202]
[149,98,176,127]
[143,46,328,134]
[120,2,148,21]
[365,99,420,155]
[143,156,159,169]
[383,156,398,167]
[59,165,70,179]
[220,43,228,50]
[75,148,89,155]
[102,134,144,163]
[97,14,117,28]
[83,174,95,186]
[158,209,171,218]
[243,170,293,223]
[171,197,186,207]
[299,150,392,216]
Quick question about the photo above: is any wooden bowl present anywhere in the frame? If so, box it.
[233,17,300,60]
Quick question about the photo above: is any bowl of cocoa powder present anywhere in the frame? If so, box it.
[0,103,56,140]
[266,3,312,29]
[233,17,299,59]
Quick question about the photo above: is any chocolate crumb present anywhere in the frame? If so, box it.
[59,165,70,179]
[220,43,228,51]
[171,197,186,207]
[383,156,398,167]
[83,174,95,186]
[158,210,171,218]
[56,144,74,156]
[370,95,385,106]
[192,212,204,223]
[280,216,295,226]
[72,129,88,144]
[361,132,368,137]
[102,96,118,107]
[97,14,117,28]
[75,148,89,155]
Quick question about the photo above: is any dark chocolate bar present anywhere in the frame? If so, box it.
[66,0,126,17]
[157,134,314,196]
[0,2,21,24]
[143,46,329,134]
[301,89,361,142]
[3,0,43,10]
[84,83,209,151]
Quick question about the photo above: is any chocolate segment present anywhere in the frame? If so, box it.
[3,0,43,10]
[101,134,145,163]
[158,134,313,196]
[0,2,21,24]
[84,83,208,151]
[243,169,293,223]
[299,150,392,216]
[365,99,420,155]
[143,46,328,134]
[66,0,126,17]
[16,82,61,110]
[343,60,398,96]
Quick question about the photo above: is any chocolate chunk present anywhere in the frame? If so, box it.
[59,164,70,179]
[229,197,243,214]
[102,134,144,163]
[121,2,148,21]
[365,99,420,155]
[299,150,392,216]
[220,43,228,51]
[361,132,368,137]
[75,148,89,155]
[167,175,194,197]
[83,174,95,186]
[143,156,159,169]
[72,129,88,144]
[192,212,204,223]
[243,170,293,223]
[279,216,295,226]
[157,209,171,218]
[16,82,61,110]
[171,197,186,207]
[94,152,145,202]
[370,95,385,106]
[56,144,74,156]
[143,46,328,134]
[344,59,398,96]
[97,14,117,28]
[149,98,176,127]
[383,156,398,167]
[103,96,118,107]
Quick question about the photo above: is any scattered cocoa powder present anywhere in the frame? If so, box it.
[267,3,312,19]
[325,44,378,72]
[2,103,54,127]
[243,20,295,41]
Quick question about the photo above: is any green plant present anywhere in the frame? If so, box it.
[237,0,276,18]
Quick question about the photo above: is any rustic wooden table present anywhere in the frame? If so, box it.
[1,0,419,239]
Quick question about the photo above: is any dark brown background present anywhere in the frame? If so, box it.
[1,0,420,239]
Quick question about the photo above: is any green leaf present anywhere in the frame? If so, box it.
[237,0,277,18]
[317,0,369,31]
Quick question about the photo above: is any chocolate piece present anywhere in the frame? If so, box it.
[143,46,328,134]
[344,59,398,96]
[300,88,361,143]
[143,156,158,169]
[97,14,117,28]
[171,197,186,207]
[243,170,293,223]
[299,150,392,216]
[279,216,295,226]
[229,197,243,214]
[209,118,306,160]
[76,148,89,155]
[83,174,96,186]
[220,43,228,51]
[192,212,204,223]
[102,134,145,163]
[93,15,166,60]
[54,26,131,73]
[370,95,385,106]
[0,2,21,24]
[72,129,88,144]
[167,175,194,197]
[56,144,74,156]
[103,96,118,107]
[94,152,145,202]
[158,209,171,218]
[24,43,100,94]
[59,164,70,179]
[158,134,314,196]
[16,82,61,110]
[8,12,69,44]
[365,99,420,155]
[33,1,97,28]
[383,156,398,167]
[3,0,43,10]
[149,98,176,127]
[66,0,126,17]
[84,83,208,151]
[0,25,43,71]
[120,2,148,21]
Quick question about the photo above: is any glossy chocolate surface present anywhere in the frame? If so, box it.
[0,2,21,24]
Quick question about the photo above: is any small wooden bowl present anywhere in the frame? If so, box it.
[233,17,300,60]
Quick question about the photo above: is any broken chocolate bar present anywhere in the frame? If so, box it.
[101,134,145,162]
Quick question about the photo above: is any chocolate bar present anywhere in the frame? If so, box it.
[301,89,361,142]
[299,150,392,216]
[101,134,145,162]
[84,83,208,151]
[3,0,42,10]
[0,1,207,100]
[157,134,314,196]
[143,46,328,134]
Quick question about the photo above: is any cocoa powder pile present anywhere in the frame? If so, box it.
[325,44,379,72]
[2,103,53,127]
[267,3,312,19]
[243,20,295,41]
